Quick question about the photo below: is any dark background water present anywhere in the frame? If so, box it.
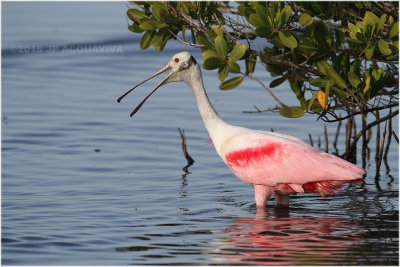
[2,2,398,265]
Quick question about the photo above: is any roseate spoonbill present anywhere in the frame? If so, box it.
[117,51,365,207]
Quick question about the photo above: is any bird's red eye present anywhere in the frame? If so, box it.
[174,58,179,63]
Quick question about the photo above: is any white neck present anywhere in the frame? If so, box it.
[183,64,230,151]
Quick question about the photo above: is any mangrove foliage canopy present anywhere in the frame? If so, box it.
[126,1,398,126]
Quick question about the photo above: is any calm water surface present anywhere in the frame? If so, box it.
[2,2,398,265]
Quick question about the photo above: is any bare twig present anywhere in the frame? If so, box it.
[242,106,281,113]
[241,72,287,107]
[392,130,399,144]
[320,102,398,123]
[169,30,205,48]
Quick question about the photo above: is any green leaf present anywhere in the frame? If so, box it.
[245,54,257,74]
[316,61,347,89]
[308,93,318,110]
[127,9,147,20]
[269,77,286,88]
[215,27,224,37]
[310,77,333,88]
[197,33,214,50]
[299,13,313,26]
[363,76,371,93]
[254,4,268,23]
[206,29,217,42]
[217,64,229,82]
[377,14,387,34]
[307,50,330,64]
[289,79,304,99]
[335,28,345,48]
[348,34,363,44]
[364,11,379,27]
[348,23,360,34]
[154,4,169,22]
[230,43,247,61]
[140,31,155,49]
[324,82,330,106]
[128,25,144,33]
[347,71,361,88]
[203,57,224,70]
[300,97,307,111]
[278,31,297,48]
[219,76,243,90]
[179,2,190,15]
[228,61,240,73]
[377,39,392,55]
[249,13,265,28]
[279,106,304,118]
[356,32,367,43]
[139,20,160,31]
[214,36,228,58]
[202,50,219,60]
[313,21,328,46]
[389,15,394,25]
[151,29,170,52]
[364,43,375,59]
[371,68,382,81]
[389,21,399,39]
[279,5,292,26]
[255,26,272,38]
[356,21,364,31]
[126,10,136,21]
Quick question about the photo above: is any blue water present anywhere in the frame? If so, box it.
[2,2,398,265]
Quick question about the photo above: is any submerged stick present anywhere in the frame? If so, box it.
[324,124,328,153]
[375,111,381,160]
[367,128,372,143]
[383,111,392,161]
[333,120,341,154]
[361,114,367,166]
[178,128,195,166]
[375,122,387,179]
[308,133,314,147]
[352,119,357,163]
[345,116,353,159]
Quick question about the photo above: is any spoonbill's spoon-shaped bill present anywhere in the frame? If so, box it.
[117,63,172,117]
[117,54,191,117]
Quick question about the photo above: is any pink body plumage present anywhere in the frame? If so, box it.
[219,130,365,206]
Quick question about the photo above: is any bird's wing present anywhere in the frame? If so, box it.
[220,131,365,187]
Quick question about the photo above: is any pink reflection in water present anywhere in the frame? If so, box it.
[213,208,361,265]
